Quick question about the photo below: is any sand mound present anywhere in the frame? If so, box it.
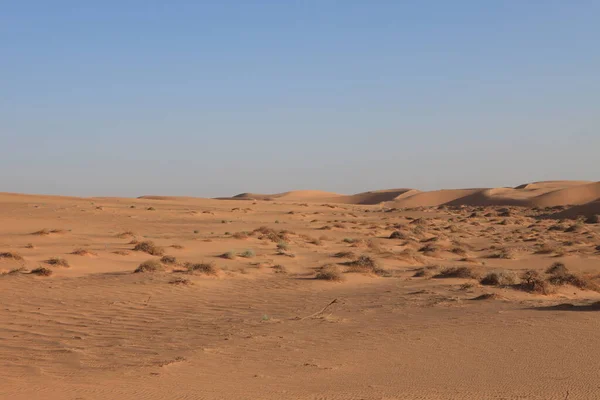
[387,189,484,208]
[550,199,600,220]
[528,182,600,207]
[322,189,416,205]
[514,180,592,190]
[230,190,343,201]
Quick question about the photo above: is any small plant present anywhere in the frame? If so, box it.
[480,271,519,286]
[276,241,289,251]
[546,262,568,275]
[315,265,345,281]
[332,251,355,258]
[519,270,552,294]
[169,277,193,285]
[160,255,178,264]
[30,267,53,276]
[232,231,249,239]
[133,240,165,256]
[193,230,200,234]
[134,259,164,273]
[70,248,97,256]
[0,251,24,261]
[272,264,287,274]
[239,249,255,258]
[116,230,136,238]
[24,243,35,249]
[147,207,156,211]
[434,266,478,279]
[344,255,387,276]
[1,267,27,276]
[220,251,236,260]
[342,238,356,243]
[45,257,70,267]
[186,262,219,275]
[389,231,406,239]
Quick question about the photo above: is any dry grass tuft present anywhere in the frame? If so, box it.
[434,266,478,279]
[332,251,356,259]
[344,255,387,276]
[31,228,67,236]
[70,248,97,256]
[134,260,164,273]
[480,270,519,286]
[239,249,255,258]
[169,277,193,285]
[116,230,136,238]
[133,240,165,256]
[186,262,219,275]
[315,265,345,281]
[0,251,24,261]
[220,251,236,259]
[546,262,568,275]
[30,267,53,276]
[45,257,70,267]
[272,264,287,274]
[519,270,552,294]
[160,255,178,264]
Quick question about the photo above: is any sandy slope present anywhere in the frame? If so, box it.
[224,181,600,210]
[1,190,600,399]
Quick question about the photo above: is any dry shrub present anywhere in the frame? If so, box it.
[232,231,250,239]
[434,266,478,279]
[315,265,345,281]
[252,226,290,242]
[480,270,519,286]
[535,243,560,255]
[187,262,219,275]
[30,267,53,276]
[133,240,165,256]
[116,230,136,238]
[1,267,27,276]
[134,260,164,273]
[24,243,35,249]
[160,255,178,264]
[31,228,67,235]
[389,231,407,240]
[488,248,516,259]
[169,277,193,285]
[45,257,70,267]
[70,248,97,256]
[272,264,287,274]
[170,244,185,249]
[413,265,438,277]
[113,250,130,256]
[332,251,355,258]
[451,247,467,256]
[239,249,255,258]
[546,262,568,275]
[0,251,24,261]
[344,255,387,276]
[418,243,441,256]
[220,251,236,259]
[519,270,552,294]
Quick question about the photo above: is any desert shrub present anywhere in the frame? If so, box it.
[315,265,345,281]
[187,262,219,275]
[239,249,255,258]
[169,277,193,285]
[342,238,356,243]
[332,251,355,258]
[480,270,519,286]
[276,241,289,251]
[220,251,236,259]
[116,230,136,238]
[434,266,478,279]
[45,257,70,267]
[133,240,165,256]
[271,264,287,274]
[519,270,552,294]
[30,267,53,276]
[489,248,516,259]
[546,262,568,275]
[344,255,387,276]
[70,248,97,256]
[160,255,178,264]
[389,231,406,239]
[134,260,164,273]
[0,251,24,261]
[232,231,250,239]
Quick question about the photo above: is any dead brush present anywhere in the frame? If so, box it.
[545,262,599,291]
[30,267,53,276]
[169,277,193,285]
[332,251,355,258]
[186,261,219,276]
[480,270,519,286]
[70,248,97,256]
[519,270,552,294]
[116,230,136,238]
[343,255,387,276]
[315,264,345,281]
[0,251,24,261]
[134,260,164,273]
[45,257,70,267]
[31,228,67,236]
[434,266,478,279]
[160,255,178,264]
[133,240,165,256]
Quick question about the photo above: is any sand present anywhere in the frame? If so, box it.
[1,180,600,399]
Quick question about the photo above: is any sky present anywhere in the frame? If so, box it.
[1,1,599,197]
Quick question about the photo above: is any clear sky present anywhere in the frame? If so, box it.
[2,1,599,197]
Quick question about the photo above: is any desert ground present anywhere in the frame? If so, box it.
[2,181,600,400]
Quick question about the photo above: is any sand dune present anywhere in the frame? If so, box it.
[551,199,600,220]
[225,181,600,209]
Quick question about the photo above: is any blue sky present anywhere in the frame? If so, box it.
[1,1,598,197]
